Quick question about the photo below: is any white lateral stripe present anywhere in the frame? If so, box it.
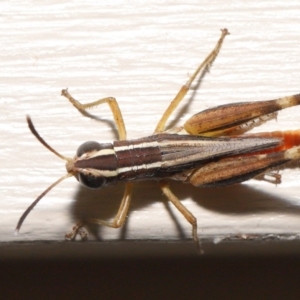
[114,141,158,152]
[84,161,162,178]
[118,161,162,174]
[90,148,116,158]
[159,137,281,148]
[159,140,221,148]
[86,169,118,177]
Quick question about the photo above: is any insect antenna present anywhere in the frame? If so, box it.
[26,115,72,162]
[15,173,72,233]
[15,116,74,233]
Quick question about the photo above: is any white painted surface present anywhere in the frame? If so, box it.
[1,1,300,245]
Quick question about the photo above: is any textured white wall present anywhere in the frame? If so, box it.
[2,1,300,248]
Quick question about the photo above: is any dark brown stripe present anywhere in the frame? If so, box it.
[75,153,118,171]
[115,146,161,168]
[113,139,162,182]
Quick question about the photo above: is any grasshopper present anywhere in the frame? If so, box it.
[16,29,300,252]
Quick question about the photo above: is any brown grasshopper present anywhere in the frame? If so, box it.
[16,29,300,252]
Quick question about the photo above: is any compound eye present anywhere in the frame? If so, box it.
[78,173,106,189]
[76,141,102,157]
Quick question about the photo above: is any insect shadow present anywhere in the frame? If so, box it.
[68,175,300,242]
[70,106,120,140]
